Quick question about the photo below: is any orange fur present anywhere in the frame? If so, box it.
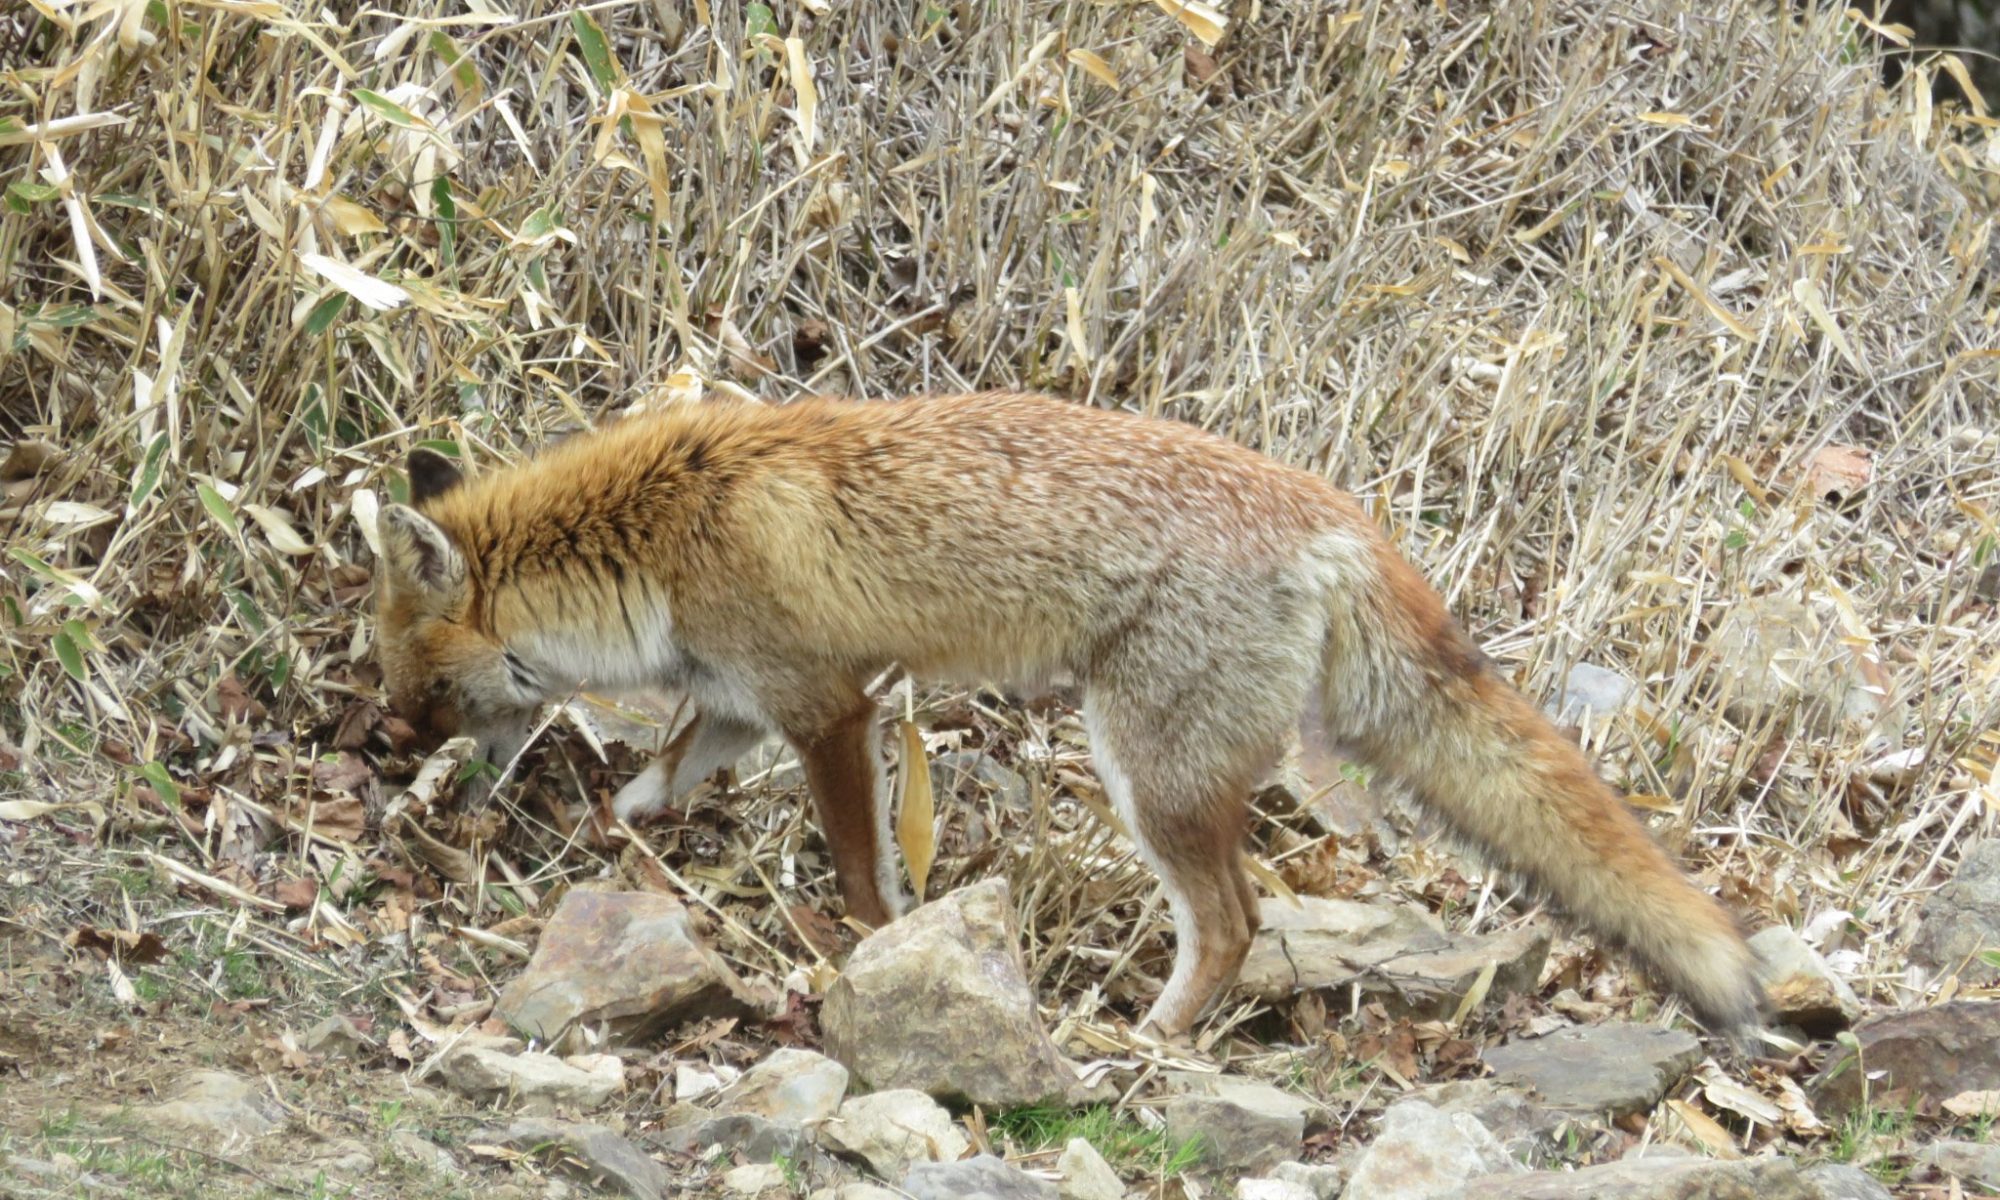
[373,391,1765,1038]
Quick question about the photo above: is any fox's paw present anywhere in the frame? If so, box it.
[610,762,671,822]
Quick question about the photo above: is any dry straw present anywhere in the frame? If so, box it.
[2,0,1997,1066]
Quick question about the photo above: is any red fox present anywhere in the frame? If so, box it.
[374,390,1764,1038]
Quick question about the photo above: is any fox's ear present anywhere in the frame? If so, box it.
[406,448,464,506]
[380,504,466,596]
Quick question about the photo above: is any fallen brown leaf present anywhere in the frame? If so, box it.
[1185,44,1220,85]
[311,753,373,794]
[272,877,319,910]
[332,699,382,751]
[786,902,849,959]
[216,673,266,723]
[1802,444,1872,501]
[67,925,169,964]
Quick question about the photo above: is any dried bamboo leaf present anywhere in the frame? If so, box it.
[895,719,936,902]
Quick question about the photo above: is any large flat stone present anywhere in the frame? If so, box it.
[1909,840,2000,986]
[1811,1001,2000,1118]
[1479,1155,1890,1200]
[1480,1023,1701,1118]
[496,889,763,1046]
[1238,896,1548,1021]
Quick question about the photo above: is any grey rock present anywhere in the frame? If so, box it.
[1267,1160,1344,1200]
[904,1154,1057,1200]
[1751,926,1863,1035]
[1811,1001,2000,1118]
[1620,1143,1696,1161]
[1291,717,1404,854]
[655,1111,810,1163]
[1799,1164,1894,1200]
[1238,896,1548,1022]
[473,1118,668,1200]
[4,1157,67,1181]
[1414,1079,1564,1161]
[1706,596,1901,743]
[814,1188,905,1200]
[933,750,1030,810]
[132,1070,282,1143]
[822,878,1092,1108]
[1916,1139,2000,1189]
[819,1089,970,1178]
[655,1046,847,1162]
[714,1048,850,1125]
[1479,1155,1888,1199]
[304,1014,375,1057]
[297,1136,374,1177]
[1481,1023,1701,1117]
[1909,840,2000,986]
[1338,1099,1515,1200]
[389,1130,462,1175]
[1162,1085,1303,1176]
[496,889,764,1046]
[1159,1072,1317,1129]
[1306,779,1401,853]
[1552,662,1640,723]
[440,1045,624,1113]
[723,1161,791,1194]
[1056,1137,1124,1200]
[1239,1179,1316,1200]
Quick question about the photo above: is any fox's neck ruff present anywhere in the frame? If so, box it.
[496,590,683,700]
[434,419,708,700]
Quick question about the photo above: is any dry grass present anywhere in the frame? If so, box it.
[3,0,1999,1174]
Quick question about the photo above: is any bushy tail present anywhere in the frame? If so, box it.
[1322,554,1766,1035]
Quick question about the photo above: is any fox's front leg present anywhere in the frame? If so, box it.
[611,712,770,822]
[786,699,909,928]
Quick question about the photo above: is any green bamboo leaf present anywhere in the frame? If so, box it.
[745,3,777,42]
[430,31,482,97]
[226,587,266,635]
[362,325,415,390]
[52,629,85,681]
[96,192,164,215]
[571,11,621,89]
[353,88,427,129]
[519,206,558,240]
[5,180,57,213]
[196,481,240,535]
[140,761,181,805]
[130,432,170,507]
[25,303,98,328]
[432,175,457,267]
[9,547,56,577]
[303,292,347,336]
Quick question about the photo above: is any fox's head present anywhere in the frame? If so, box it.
[373,448,539,786]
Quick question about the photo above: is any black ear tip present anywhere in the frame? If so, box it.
[406,446,465,505]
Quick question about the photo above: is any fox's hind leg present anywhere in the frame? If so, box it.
[1082,583,1322,1038]
[1085,697,1284,1039]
